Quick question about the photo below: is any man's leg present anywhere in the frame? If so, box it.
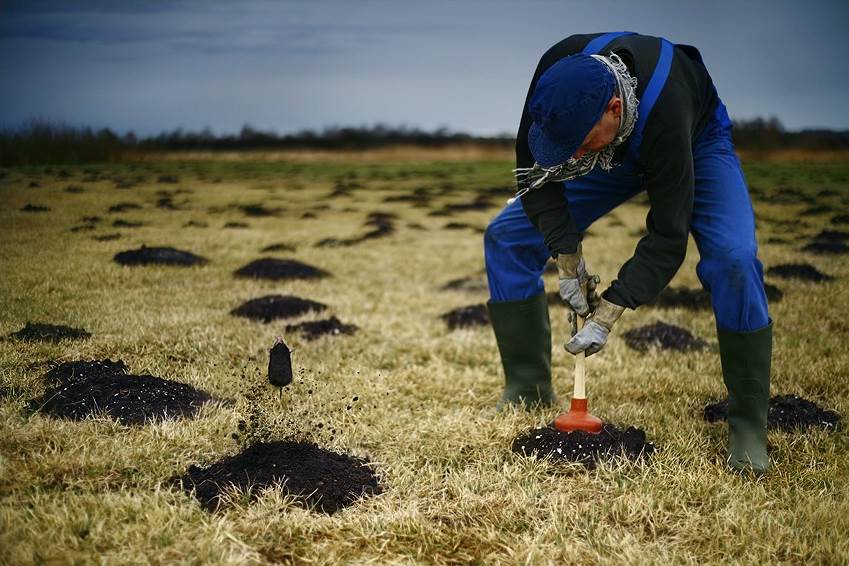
[484,172,641,408]
[691,100,772,473]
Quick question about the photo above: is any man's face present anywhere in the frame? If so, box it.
[572,96,622,159]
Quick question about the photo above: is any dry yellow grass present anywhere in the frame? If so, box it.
[1,155,848,565]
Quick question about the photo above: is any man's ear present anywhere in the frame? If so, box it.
[609,96,622,116]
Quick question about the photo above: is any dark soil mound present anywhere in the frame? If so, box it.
[285,316,358,340]
[316,213,396,248]
[94,233,122,241]
[623,322,708,353]
[261,242,296,253]
[108,202,142,213]
[812,229,849,243]
[114,246,208,266]
[8,322,91,342]
[223,221,249,229]
[230,295,327,323]
[439,277,488,293]
[28,360,212,425]
[179,441,381,513]
[704,394,840,431]
[112,219,144,228]
[440,304,489,329]
[65,185,84,193]
[767,263,833,282]
[21,204,49,212]
[650,284,783,310]
[512,424,655,469]
[832,214,849,225]
[800,205,832,216]
[234,258,330,281]
[803,240,849,255]
[157,174,179,183]
[240,204,281,217]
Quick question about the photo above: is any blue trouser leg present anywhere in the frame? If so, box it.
[691,100,770,332]
[485,170,641,302]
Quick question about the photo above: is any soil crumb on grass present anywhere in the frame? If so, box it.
[649,284,783,310]
[21,204,50,212]
[623,322,709,353]
[240,204,281,217]
[512,424,655,469]
[231,295,327,323]
[285,316,358,340]
[108,202,142,213]
[440,304,489,329]
[832,214,849,225]
[114,245,208,266]
[8,322,91,342]
[766,263,833,282]
[179,441,381,513]
[704,394,840,431]
[28,359,213,425]
[234,258,330,281]
[315,212,396,248]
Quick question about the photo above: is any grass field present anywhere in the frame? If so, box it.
[1,153,848,565]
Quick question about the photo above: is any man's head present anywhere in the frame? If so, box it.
[528,53,622,166]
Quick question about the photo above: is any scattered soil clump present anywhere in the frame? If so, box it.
[28,359,213,425]
[21,204,49,212]
[223,221,249,229]
[234,258,330,281]
[767,263,833,282]
[440,304,489,329]
[803,240,849,255]
[316,212,396,247]
[113,219,144,228]
[108,202,142,213]
[832,214,849,225]
[93,233,122,241]
[623,322,708,353]
[114,246,208,266]
[179,441,381,513]
[261,242,296,253]
[286,316,358,340]
[8,322,91,342]
[157,174,179,184]
[231,295,327,323]
[240,204,281,217]
[512,424,655,469]
[704,394,840,431]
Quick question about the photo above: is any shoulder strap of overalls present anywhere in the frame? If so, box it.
[582,33,675,161]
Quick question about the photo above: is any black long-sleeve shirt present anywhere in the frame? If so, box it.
[518,33,718,309]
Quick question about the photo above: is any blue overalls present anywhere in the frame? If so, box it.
[484,32,770,333]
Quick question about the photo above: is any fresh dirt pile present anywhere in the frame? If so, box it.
[234,258,330,280]
[439,277,488,293]
[316,212,396,248]
[512,424,655,469]
[230,295,327,323]
[440,304,489,329]
[285,316,358,340]
[261,242,296,253]
[766,263,833,282]
[114,246,208,266]
[27,359,213,425]
[179,441,381,513]
[20,204,49,212]
[803,241,849,255]
[8,322,91,342]
[622,322,709,353]
[240,204,281,217]
[649,284,783,310]
[704,394,840,431]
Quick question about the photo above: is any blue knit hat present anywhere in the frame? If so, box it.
[528,54,616,167]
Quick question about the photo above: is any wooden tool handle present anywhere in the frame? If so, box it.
[574,315,586,399]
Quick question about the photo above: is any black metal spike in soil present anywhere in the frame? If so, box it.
[234,258,330,281]
[8,322,91,343]
[766,263,833,282]
[230,295,327,323]
[512,424,655,469]
[440,304,489,330]
[622,322,708,353]
[114,246,208,266]
[27,359,213,425]
[285,316,358,341]
[704,394,840,431]
[178,441,381,513]
[268,338,293,387]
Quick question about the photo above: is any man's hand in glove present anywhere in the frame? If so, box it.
[556,243,601,316]
[565,297,625,357]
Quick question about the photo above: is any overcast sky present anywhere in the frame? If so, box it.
[2,0,848,137]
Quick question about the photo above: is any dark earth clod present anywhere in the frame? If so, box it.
[766,263,833,282]
[27,359,213,425]
[178,441,381,513]
[285,316,359,341]
[21,204,49,212]
[440,304,489,329]
[622,321,709,353]
[234,258,330,281]
[803,240,849,255]
[512,424,655,469]
[704,394,840,431]
[230,295,327,323]
[114,245,208,266]
[7,322,91,342]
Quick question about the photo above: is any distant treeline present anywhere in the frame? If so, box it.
[2,117,848,166]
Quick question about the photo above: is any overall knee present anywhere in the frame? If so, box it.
[701,246,761,290]
[484,220,506,256]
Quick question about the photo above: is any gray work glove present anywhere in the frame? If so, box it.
[565,297,625,357]
[556,243,601,317]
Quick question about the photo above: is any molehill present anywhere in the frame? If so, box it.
[7,322,91,342]
[179,441,381,513]
[230,295,327,323]
[704,394,840,431]
[285,316,359,341]
[27,359,213,425]
[440,304,489,329]
[512,424,655,469]
[114,246,208,267]
[623,321,709,353]
[234,258,330,280]
[766,263,833,282]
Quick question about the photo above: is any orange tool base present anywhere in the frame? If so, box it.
[554,397,604,434]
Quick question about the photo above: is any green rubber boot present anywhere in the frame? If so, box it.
[488,293,557,409]
[717,321,773,475]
